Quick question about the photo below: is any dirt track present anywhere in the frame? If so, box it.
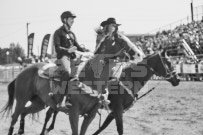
[0,81,203,135]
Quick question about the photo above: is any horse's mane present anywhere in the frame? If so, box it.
[122,52,159,71]
[143,52,159,60]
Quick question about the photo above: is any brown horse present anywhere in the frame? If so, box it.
[92,51,180,135]
[1,53,116,135]
[39,51,180,135]
[38,34,144,135]
[2,32,141,135]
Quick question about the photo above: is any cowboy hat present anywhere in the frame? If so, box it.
[100,17,121,27]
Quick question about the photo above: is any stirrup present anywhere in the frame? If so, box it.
[48,92,54,96]
[101,88,110,104]
[102,98,111,105]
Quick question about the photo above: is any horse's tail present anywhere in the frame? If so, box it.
[1,79,15,117]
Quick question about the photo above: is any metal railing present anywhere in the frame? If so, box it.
[0,65,22,82]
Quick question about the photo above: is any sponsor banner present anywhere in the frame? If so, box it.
[27,33,34,58]
[40,34,50,60]
[182,39,198,63]
[50,34,57,58]
[175,64,181,74]
[182,64,196,73]
[198,62,203,73]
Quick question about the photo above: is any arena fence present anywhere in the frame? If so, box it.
[0,65,162,82]
[0,65,22,83]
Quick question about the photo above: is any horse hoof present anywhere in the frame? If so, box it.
[18,129,24,134]
[44,129,49,135]
[14,133,21,135]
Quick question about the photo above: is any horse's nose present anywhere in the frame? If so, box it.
[177,78,180,83]
[174,77,180,86]
[176,74,180,83]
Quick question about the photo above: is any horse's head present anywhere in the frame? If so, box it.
[145,51,180,86]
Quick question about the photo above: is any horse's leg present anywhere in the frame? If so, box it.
[80,102,101,135]
[18,115,25,134]
[92,112,115,135]
[18,96,45,135]
[47,110,59,132]
[44,94,62,133]
[69,108,79,135]
[40,107,54,135]
[7,101,25,135]
[37,79,68,113]
[114,106,124,135]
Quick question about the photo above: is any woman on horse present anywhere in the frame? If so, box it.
[94,17,145,103]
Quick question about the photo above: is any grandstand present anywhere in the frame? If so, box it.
[126,18,203,62]
[125,4,203,81]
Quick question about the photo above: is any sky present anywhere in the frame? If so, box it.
[0,0,203,56]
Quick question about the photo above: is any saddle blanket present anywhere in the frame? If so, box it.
[38,63,60,81]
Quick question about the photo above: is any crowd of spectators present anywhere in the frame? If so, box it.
[134,18,203,63]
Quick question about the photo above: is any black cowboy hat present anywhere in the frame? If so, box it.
[100,17,121,27]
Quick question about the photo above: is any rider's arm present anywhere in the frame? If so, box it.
[53,30,67,55]
[74,41,86,52]
[70,31,86,52]
[118,33,145,58]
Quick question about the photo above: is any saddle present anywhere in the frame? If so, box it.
[38,61,61,81]
[38,61,105,103]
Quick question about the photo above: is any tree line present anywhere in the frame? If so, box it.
[0,43,25,65]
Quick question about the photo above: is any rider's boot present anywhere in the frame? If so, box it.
[56,73,72,110]
[61,75,81,107]
[101,88,111,105]
[101,77,119,106]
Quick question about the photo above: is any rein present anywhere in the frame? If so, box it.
[97,47,132,129]
[135,81,161,100]
[118,54,175,101]
[144,54,176,80]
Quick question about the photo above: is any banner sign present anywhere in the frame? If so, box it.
[182,63,196,74]
[40,34,50,60]
[182,39,198,63]
[27,33,34,58]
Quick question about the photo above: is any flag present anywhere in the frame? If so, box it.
[182,39,198,63]
[50,34,57,58]
[40,34,50,60]
[27,33,34,58]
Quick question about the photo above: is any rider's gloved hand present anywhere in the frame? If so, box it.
[68,46,77,53]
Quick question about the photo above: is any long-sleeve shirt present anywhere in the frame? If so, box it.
[53,25,85,59]
[94,32,145,61]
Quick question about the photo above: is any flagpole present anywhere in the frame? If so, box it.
[191,0,194,22]
[27,22,30,58]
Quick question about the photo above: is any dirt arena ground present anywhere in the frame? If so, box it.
[0,80,203,135]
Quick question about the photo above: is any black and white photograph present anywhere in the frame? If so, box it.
[0,0,203,135]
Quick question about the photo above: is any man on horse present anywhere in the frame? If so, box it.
[52,11,91,108]
[94,17,145,103]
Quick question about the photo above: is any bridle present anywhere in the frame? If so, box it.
[146,53,176,80]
